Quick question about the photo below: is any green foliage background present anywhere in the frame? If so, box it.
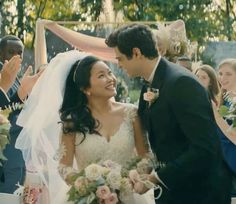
[0,0,235,47]
[0,0,235,102]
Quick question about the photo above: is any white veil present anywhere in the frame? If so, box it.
[15,50,88,203]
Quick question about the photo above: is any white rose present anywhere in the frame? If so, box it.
[85,164,102,181]
[106,170,122,189]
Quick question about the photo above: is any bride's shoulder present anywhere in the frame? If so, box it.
[114,102,138,120]
[114,102,137,110]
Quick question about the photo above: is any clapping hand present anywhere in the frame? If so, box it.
[17,66,44,101]
[0,55,22,92]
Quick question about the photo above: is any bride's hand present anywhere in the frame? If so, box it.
[37,19,55,26]
[18,66,44,100]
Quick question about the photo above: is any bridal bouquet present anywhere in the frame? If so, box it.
[0,102,24,166]
[219,94,236,127]
[0,114,10,166]
[67,157,156,204]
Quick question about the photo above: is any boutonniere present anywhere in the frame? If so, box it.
[143,87,159,107]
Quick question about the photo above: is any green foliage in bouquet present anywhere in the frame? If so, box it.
[0,102,24,166]
[0,123,10,165]
[68,169,99,204]
[0,116,10,166]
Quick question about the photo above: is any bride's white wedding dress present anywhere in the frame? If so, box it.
[57,104,155,204]
[15,50,155,204]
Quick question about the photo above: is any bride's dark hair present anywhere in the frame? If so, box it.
[60,55,100,139]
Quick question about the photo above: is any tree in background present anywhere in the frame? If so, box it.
[0,0,82,47]
[0,0,235,48]
[79,0,236,45]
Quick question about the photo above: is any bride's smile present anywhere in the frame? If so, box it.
[85,61,117,98]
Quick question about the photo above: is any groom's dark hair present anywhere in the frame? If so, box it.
[105,24,158,59]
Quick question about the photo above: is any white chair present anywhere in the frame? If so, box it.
[232,197,236,204]
[0,193,21,204]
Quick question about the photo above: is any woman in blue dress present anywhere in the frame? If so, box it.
[195,63,236,196]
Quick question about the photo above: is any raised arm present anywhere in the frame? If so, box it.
[45,22,116,61]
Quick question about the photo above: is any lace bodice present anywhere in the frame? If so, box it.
[58,103,138,181]
[74,103,137,171]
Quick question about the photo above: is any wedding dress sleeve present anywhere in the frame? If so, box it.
[125,104,138,122]
[57,132,78,184]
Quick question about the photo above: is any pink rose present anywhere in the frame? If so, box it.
[104,193,119,204]
[129,169,140,183]
[143,88,159,106]
[96,185,111,199]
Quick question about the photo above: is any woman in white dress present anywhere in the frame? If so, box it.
[16,50,155,204]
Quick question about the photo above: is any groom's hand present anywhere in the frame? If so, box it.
[133,173,159,194]
[134,181,149,194]
[148,172,159,184]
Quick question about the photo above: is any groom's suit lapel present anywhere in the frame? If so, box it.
[138,57,167,131]
[139,57,167,112]
[138,58,167,122]
[148,57,166,108]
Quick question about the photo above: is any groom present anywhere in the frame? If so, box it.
[106,24,232,204]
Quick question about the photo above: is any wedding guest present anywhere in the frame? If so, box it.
[0,55,22,107]
[0,35,43,193]
[218,58,236,106]
[195,65,220,106]
[217,59,236,179]
[217,59,236,177]
[195,65,236,177]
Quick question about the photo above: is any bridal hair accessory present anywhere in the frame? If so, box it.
[73,60,82,83]
[143,88,159,107]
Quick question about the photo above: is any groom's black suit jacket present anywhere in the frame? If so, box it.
[138,58,232,204]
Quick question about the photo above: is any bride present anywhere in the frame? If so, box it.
[15,50,155,204]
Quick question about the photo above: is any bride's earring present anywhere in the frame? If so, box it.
[81,88,91,96]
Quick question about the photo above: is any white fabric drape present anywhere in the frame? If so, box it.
[34,19,117,70]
